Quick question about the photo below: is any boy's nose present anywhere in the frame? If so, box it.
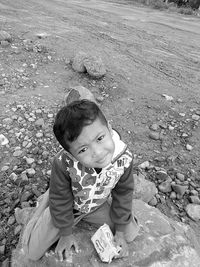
[92,147,103,158]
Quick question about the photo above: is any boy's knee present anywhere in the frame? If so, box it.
[24,246,43,261]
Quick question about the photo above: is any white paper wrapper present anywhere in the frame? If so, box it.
[91,224,121,263]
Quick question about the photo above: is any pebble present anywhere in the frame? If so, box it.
[171,184,188,197]
[13,150,23,157]
[149,123,160,131]
[189,196,200,204]
[35,118,45,127]
[176,173,185,182]
[158,181,172,193]
[138,161,150,169]
[7,215,15,225]
[148,196,157,206]
[9,172,18,182]
[169,191,177,199]
[185,204,200,221]
[36,132,43,138]
[0,134,9,145]
[192,114,200,121]
[149,131,160,140]
[1,165,9,172]
[186,144,193,151]
[26,168,36,177]
[25,157,35,165]
[14,225,22,235]
[21,191,33,202]
[156,170,168,181]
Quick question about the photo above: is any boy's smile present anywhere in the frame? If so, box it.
[69,118,115,168]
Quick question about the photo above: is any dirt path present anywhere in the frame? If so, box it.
[1,0,200,158]
[0,0,200,263]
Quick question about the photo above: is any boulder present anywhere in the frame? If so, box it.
[12,200,200,266]
[64,85,97,105]
[71,52,106,78]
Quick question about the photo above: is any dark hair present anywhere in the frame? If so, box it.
[53,99,108,151]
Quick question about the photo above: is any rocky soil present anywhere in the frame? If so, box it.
[0,0,200,265]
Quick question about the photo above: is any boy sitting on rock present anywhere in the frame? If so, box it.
[22,99,139,261]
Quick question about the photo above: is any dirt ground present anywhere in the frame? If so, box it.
[0,0,200,263]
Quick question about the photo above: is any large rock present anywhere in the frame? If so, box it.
[12,200,200,266]
[64,85,97,105]
[133,172,158,203]
[71,51,106,78]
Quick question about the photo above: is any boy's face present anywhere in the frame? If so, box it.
[68,118,115,168]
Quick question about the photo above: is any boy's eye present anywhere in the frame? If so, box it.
[78,147,87,154]
[97,135,105,142]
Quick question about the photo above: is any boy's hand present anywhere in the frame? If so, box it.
[55,234,79,261]
[114,231,129,258]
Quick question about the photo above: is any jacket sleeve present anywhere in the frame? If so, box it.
[49,155,74,236]
[110,159,134,232]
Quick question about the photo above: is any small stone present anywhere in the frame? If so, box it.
[170,191,177,199]
[46,170,51,176]
[190,196,200,204]
[32,146,39,154]
[20,172,29,183]
[26,168,36,177]
[192,114,200,121]
[9,172,18,182]
[1,40,10,47]
[186,144,193,151]
[138,161,150,169]
[149,131,160,140]
[35,118,45,127]
[190,189,198,196]
[156,170,168,181]
[168,125,174,131]
[185,204,200,221]
[26,142,32,148]
[13,150,23,157]
[158,181,172,193]
[176,173,185,182]
[36,132,43,138]
[95,96,104,103]
[148,196,157,206]
[21,191,33,202]
[14,225,22,235]
[25,157,35,165]
[7,215,15,225]
[149,123,160,131]
[171,184,188,197]
[47,113,53,118]
[3,118,13,124]
[1,165,9,172]
[22,141,28,147]
[0,30,12,42]
[0,134,9,146]
[162,94,173,101]
[42,151,49,160]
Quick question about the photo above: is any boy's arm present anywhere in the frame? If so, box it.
[110,159,134,232]
[49,155,74,236]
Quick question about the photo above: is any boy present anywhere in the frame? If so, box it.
[22,99,139,261]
